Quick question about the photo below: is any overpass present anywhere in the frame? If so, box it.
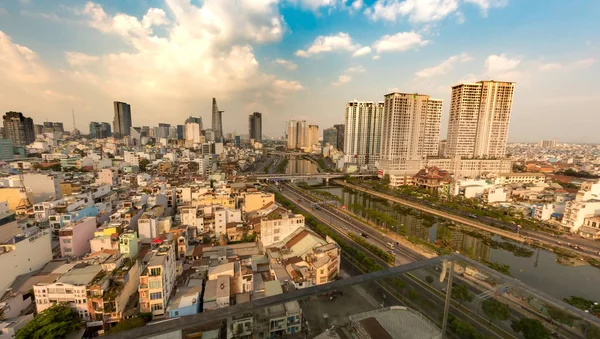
[248,173,376,182]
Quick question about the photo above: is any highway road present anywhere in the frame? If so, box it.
[336,180,600,261]
[274,182,589,339]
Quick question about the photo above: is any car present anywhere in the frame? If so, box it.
[361,232,369,238]
[469,214,478,219]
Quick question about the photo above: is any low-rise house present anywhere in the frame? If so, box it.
[166,286,202,318]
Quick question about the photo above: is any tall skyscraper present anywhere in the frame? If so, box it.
[379,93,442,164]
[334,124,345,152]
[308,125,319,147]
[176,125,184,140]
[286,120,298,149]
[3,111,35,147]
[296,120,307,148]
[89,122,112,139]
[212,98,223,142]
[43,121,64,134]
[446,81,515,159]
[113,101,132,138]
[185,116,202,144]
[248,112,262,142]
[323,127,337,147]
[344,101,384,165]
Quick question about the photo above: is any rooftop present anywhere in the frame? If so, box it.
[57,264,103,285]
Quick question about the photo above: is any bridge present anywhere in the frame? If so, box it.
[247,173,377,182]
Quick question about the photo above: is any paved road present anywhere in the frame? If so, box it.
[276,183,588,339]
[336,180,600,260]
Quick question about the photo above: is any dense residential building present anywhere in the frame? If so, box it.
[249,112,262,143]
[59,217,97,257]
[0,229,52,294]
[138,239,176,316]
[3,111,35,147]
[344,100,384,165]
[113,101,132,138]
[445,81,515,159]
[212,98,224,143]
[259,206,305,247]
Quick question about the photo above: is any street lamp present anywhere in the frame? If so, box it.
[583,302,599,338]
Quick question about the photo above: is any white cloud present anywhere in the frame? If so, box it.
[352,46,371,57]
[141,8,168,28]
[365,0,459,23]
[458,73,478,83]
[414,52,472,78]
[372,55,381,60]
[65,52,100,66]
[0,1,304,128]
[346,66,365,73]
[538,58,595,72]
[351,0,364,11]
[20,10,61,21]
[464,0,508,16]
[288,0,345,11]
[274,58,298,70]
[569,58,595,70]
[372,31,429,53]
[484,54,520,74]
[296,32,359,57]
[0,31,50,84]
[331,75,352,86]
[538,62,562,72]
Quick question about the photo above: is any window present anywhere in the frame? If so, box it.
[149,281,162,289]
[150,292,162,300]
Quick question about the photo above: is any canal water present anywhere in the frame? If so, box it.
[286,156,319,175]
[319,186,600,301]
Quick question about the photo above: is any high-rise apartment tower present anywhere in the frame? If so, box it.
[249,112,262,142]
[344,101,384,165]
[445,81,515,159]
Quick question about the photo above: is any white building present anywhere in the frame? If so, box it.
[260,209,305,247]
[9,173,62,203]
[344,100,383,165]
[575,180,600,202]
[0,229,52,294]
[380,93,442,161]
[124,151,140,167]
[562,200,600,233]
[533,203,566,221]
[96,168,118,186]
[33,264,103,320]
[185,121,202,145]
[495,172,546,185]
[445,81,515,158]
[139,241,176,316]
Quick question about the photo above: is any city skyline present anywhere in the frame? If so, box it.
[0,1,599,142]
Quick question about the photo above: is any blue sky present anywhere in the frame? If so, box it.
[0,0,599,142]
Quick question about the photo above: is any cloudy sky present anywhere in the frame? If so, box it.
[1,0,599,142]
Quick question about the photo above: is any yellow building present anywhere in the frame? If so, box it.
[193,194,236,209]
[0,187,32,210]
[242,192,274,212]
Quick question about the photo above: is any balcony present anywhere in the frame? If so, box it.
[102,253,600,339]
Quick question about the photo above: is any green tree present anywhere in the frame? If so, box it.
[139,158,150,172]
[547,306,575,328]
[16,303,81,339]
[481,299,510,325]
[511,318,551,339]
[451,283,473,306]
[106,317,146,334]
[425,275,434,284]
[381,174,390,185]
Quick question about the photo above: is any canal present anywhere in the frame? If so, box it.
[319,186,600,301]
[286,156,319,175]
